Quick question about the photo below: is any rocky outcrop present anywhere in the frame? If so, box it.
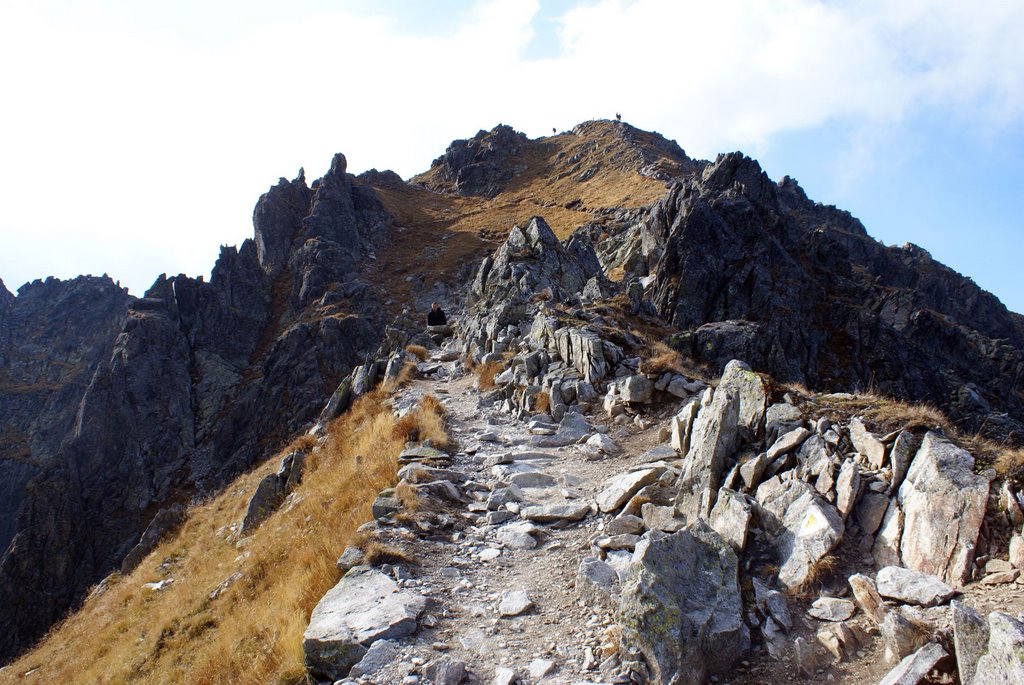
[0,159,393,662]
[635,153,1024,440]
[420,124,528,197]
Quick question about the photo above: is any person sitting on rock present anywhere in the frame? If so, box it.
[427,302,448,327]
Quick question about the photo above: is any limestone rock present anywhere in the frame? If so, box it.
[765,427,811,462]
[873,500,904,569]
[889,431,917,493]
[350,639,400,678]
[876,566,956,607]
[670,399,700,454]
[499,590,533,617]
[577,556,619,607]
[618,523,747,684]
[835,459,862,519]
[898,432,993,586]
[621,375,654,403]
[424,657,467,685]
[304,567,426,680]
[856,491,890,536]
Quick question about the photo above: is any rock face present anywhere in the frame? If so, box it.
[972,612,1024,684]
[636,152,1024,441]
[420,124,529,198]
[0,159,392,662]
[619,523,747,685]
[897,432,993,586]
[303,567,426,681]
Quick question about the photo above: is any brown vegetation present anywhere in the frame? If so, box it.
[404,344,429,361]
[0,388,451,685]
[474,360,504,391]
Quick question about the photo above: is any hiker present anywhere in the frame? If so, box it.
[427,302,447,327]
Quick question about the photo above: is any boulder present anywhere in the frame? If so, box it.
[498,590,533,617]
[835,459,862,519]
[973,612,1024,685]
[849,417,886,468]
[898,432,993,586]
[621,375,654,403]
[776,493,845,590]
[240,473,284,535]
[521,502,591,523]
[952,600,988,685]
[856,491,890,535]
[880,608,931,663]
[619,522,748,684]
[873,500,904,569]
[121,505,186,574]
[848,573,886,624]
[597,468,663,513]
[303,567,426,680]
[350,639,399,678]
[877,642,949,685]
[717,360,767,442]
[808,597,856,622]
[576,556,619,607]
[876,566,956,607]
[676,385,740,522]
[709,488,753,552]
[765,427,811,462]
[888,431,917,493]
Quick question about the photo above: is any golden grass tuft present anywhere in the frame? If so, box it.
[361,541,417,567]
[474,360,504,391]
[404,344,429,361]
[534,390,551,414]
[1,389,408,685]
[789,554,839,599]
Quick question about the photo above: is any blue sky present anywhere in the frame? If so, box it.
[0,0,1021,313]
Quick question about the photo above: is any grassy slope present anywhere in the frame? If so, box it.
[1,386,445,685]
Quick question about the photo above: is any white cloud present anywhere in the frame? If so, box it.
[0,0,1021,295]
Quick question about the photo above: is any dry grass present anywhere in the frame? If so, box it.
[404,344,429,361]
[534,390,551,415]
[789,554,839,599]
[0,385,446,685]
[474,360,504,392]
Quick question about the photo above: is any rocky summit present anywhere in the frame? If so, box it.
[1,120,1023,684]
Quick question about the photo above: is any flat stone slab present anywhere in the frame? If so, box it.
[808,597,856,622]
[521,502,591,523]
[596,468,663,513]
[878,642,948,685]
[877,566,956,607]
[304,567,426,680]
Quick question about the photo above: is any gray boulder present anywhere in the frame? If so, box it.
[597,468,663,513]
[621,375,654,403]
[120,505,186,574]
[619,522,747,684]
[876,566,956,607]
[303,567,426,681]
[898,432,993,586]
[973,612,1024,685]
[240,473,284,535]
[709,488,753,552]
[849,417,886,468]
[676,385,740,522]
[777,492,844,590]
[952,600,988,685]
[717,360,767,442]
[877,642,949,685]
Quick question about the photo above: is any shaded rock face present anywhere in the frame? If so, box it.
[422,124,529,197]
[640,153,1024,439]
[0,162,391,662]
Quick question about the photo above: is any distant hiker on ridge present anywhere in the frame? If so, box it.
[427,302,447,326]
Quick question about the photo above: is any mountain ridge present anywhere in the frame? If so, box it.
[0,119,1021,665]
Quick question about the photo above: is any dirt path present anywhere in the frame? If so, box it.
[346,355,1024,685]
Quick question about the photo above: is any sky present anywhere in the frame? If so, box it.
[0,0,1021,313]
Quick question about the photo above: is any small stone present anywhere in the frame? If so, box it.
[499,590,533,617]
[479,548,501,561]
[980,569,1019,585]
[808,597,856,622]
[494,666,518,685]
[528,658,555,680]
[876,642,948,685]
[848,574,886,624]
[422,657,467,685]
